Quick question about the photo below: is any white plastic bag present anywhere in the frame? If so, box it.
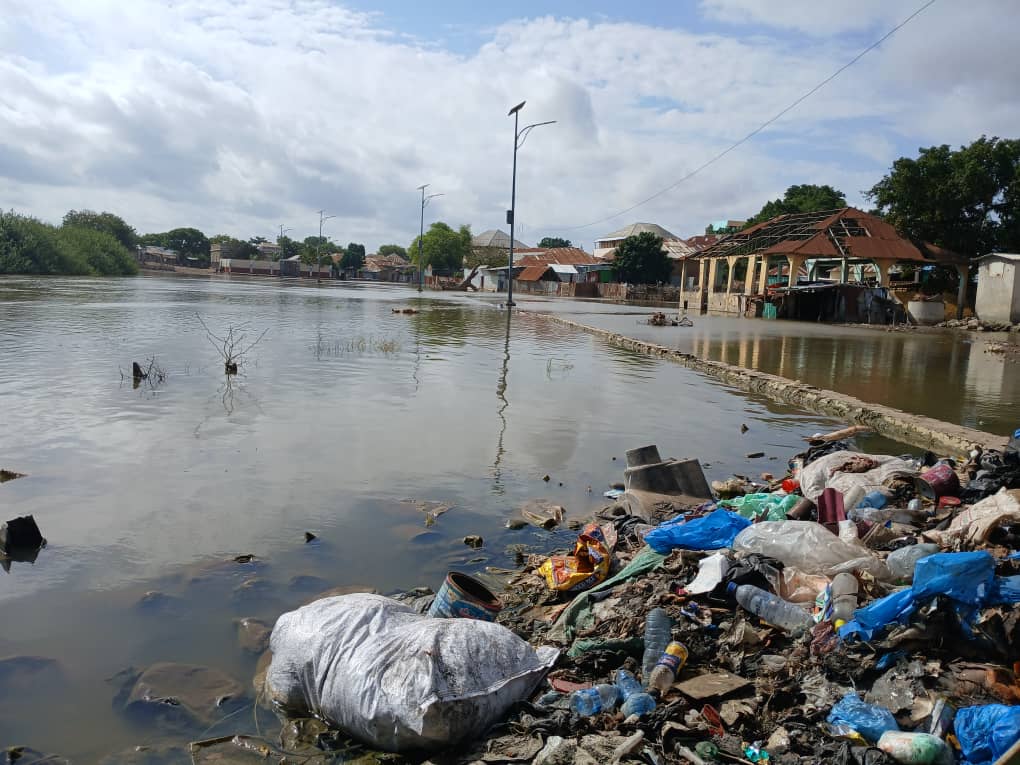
[799,451,920,503]
[733,521,893,580]
[265,593,558,753]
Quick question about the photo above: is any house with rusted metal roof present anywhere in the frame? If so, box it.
[680,208,968,322]
[510,248,611,296]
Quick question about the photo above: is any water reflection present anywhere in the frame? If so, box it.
[0,277,913,759]
[492,311,512,494]
[545,305,1018,436]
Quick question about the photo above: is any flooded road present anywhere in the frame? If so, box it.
[1,276,910,759]
[516,298,1020,437]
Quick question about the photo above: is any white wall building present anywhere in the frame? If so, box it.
[975,253,1020,324]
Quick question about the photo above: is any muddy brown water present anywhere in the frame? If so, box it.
[518,297,1020,437]
[1,276,917,759]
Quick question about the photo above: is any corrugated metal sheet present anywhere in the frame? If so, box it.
[549,264,578,274]
[764,230,840,257]
[516,248,600,266]
[517,265,549,282]
[845,236,924,262]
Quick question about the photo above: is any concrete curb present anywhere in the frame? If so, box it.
[539,314,1009,457]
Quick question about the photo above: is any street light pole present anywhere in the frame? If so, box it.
[318,209,336,277]
[416,184,443,292]
[506,101,555,307]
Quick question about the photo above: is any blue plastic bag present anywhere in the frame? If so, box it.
[838,587,916,641]
[644,508,751,554]
[825,692,899,743]
[990,575,1020,604]
[956,704,1020,764]
[912,551,995,606]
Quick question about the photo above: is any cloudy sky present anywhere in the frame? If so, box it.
[2,0,1018,251]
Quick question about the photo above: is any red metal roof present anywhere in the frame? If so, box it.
[516,247,600,266]
[516,265,550,282]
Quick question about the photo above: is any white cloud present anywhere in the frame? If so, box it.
[0,0,1018,252]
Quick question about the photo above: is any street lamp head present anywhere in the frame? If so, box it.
[508,100,526,116]
[417,183,429,192]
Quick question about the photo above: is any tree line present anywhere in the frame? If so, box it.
[2,136,1014,279]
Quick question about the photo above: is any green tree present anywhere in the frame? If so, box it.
[0,211,88,275]
[745,184,847,226]
[867,136,1020,257]
[62,209,137,250]
[408,222,471,274]
[217,237,258,260]
[377,244,407,259]
[164,227,210,265]
[342,242,366,270]
[139,232,170,247]
[57,226,138,275]
[611,232,671,284]
[300,236,337,265]
[538,236,572,248]
[465,246,503,269]
[249,236,268,245]
[276,235,301,260]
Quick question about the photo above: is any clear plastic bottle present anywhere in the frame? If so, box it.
[641,608,673,679]
[647,642,688,693]
[569,684,619,716]
[727,583,813,633]
[614,669,656,717]
[829,573,859,624]
[838,519,859,542]
[886,543,940,582]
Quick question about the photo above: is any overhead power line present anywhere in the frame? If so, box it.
[564,0,937,232]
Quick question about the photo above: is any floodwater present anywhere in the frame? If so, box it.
[1,276,909,759]
[518,298,1020,437]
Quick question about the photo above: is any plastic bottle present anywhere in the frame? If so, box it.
[877,731,954,764]
[647,641,688,693]
[857,491,889,510]
[886,544,940,583]
[641,608,673,679]
[829,573,859,624]
[615,669,656,718]
[727,583,813,633]
[838,519,859,542]
[569,684,619,716]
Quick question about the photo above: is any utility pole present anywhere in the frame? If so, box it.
[506,101,555,307]
[416,185,443,292]
[317,210,336,278]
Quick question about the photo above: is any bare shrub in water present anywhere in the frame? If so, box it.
[197,314,268,375]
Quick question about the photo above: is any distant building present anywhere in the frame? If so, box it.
[137,245,178,266]
[471,229,530,250]
[975,253,1020,324]
[594,222,680,261]
[359,253,416,282]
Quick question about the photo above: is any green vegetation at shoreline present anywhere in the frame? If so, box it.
[1,210,138,276]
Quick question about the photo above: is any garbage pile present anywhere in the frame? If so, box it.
[253,431,1020,765]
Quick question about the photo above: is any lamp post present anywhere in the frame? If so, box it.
[416,184,444,292]
[506,101,555,307]
[317,210,336,277]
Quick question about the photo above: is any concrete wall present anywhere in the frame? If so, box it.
[976,258,1020,324]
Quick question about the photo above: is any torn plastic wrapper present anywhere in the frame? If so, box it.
[538,522,618,592]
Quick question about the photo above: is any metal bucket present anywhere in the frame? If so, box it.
[427,572,502,621]
[920,463,961,498]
